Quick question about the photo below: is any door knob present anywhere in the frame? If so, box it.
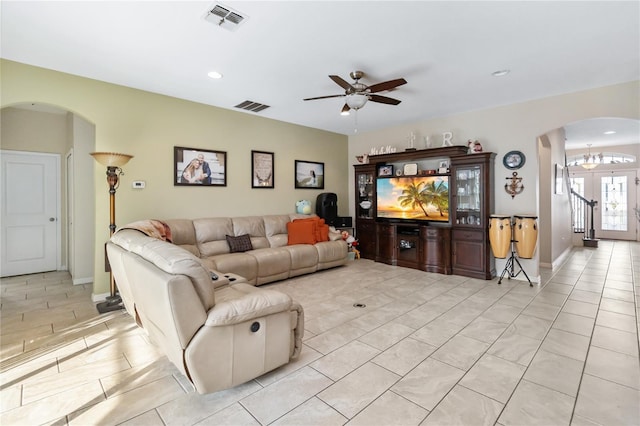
[49,217,56,222]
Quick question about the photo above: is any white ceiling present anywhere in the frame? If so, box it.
[2,1,639,144]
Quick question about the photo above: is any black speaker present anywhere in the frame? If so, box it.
[316,193,337,223]
[332,216,352,227]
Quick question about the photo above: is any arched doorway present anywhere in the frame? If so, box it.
[0,103,96,283]
[538,117,640,268]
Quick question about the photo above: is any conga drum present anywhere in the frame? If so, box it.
[489,215,512,258]
[513,215,538,259]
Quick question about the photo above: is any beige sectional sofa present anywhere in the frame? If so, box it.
[106,214,348,394]
[163,214,348,285]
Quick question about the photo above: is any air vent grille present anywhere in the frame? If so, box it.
[235,101,270,113]
[204,3,248,31]
[226,12,244,25]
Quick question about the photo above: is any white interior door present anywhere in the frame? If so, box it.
[1,151,60,277]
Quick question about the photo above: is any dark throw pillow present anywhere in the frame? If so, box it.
[226,234,253,253]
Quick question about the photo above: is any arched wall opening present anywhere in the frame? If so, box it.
[537,117,640,269]
[0,102,96,284]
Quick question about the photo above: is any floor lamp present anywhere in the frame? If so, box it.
[91,152,133,314]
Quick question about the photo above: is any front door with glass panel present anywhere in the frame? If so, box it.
[571,170,638,241]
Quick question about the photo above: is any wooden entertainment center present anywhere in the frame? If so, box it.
[354,145,496,279]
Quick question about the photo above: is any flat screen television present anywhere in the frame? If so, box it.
[376,175,450,223]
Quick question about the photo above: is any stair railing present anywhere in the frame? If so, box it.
[570,189,597,240]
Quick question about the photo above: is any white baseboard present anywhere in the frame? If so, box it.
[552,246,573,270]
[92,292,109,302]
[73,277,93,285]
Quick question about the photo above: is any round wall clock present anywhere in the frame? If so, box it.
[503,150,526,170]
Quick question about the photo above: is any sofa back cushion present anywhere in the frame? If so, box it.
[264,215,290,248]
[194,217,234,257]
[164,219,200,257]
[232,216,269,249]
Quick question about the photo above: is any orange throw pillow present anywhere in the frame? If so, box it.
[287,220,317,245]
[316,220,329,242]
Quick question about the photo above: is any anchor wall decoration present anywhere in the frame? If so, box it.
[505,171,524,198]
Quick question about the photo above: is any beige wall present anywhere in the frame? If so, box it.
[542,128,573,266]
[348,80,640,280]
[1,59,348,296]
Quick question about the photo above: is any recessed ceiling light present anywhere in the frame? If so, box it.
[603,130,616,135]
[207,71,223,79]
[492,69,510,77]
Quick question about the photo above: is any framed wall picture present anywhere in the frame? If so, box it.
[295,160,324,189]
[555,163,563,194]
[174,146,227,186]
[251,150,274,188]
[378,164,394,177]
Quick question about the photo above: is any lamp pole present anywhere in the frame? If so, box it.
[90,152,133,314]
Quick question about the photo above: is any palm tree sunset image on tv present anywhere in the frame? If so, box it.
[376,176,450,222]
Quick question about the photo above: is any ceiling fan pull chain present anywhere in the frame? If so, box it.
[354,109,359,133]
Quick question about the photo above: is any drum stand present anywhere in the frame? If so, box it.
[497,238,533,286]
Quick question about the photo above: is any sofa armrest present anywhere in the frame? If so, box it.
[205,286,292,326]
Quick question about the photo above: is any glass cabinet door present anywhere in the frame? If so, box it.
[356,171,374,219]
[455,166,481,226]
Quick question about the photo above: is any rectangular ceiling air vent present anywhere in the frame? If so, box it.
[204,3,248,31]
[234,100,270,113]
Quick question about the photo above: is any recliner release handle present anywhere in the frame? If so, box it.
[250,322,260,333]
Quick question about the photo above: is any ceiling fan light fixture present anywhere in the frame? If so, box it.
[345,93,368,110]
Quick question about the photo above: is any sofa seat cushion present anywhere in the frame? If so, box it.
[315,240,348,269]
[249,247,291,285]
[207,253,258,284]
[284,244,318,277]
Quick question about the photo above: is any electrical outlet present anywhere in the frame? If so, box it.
[132,181,146,189]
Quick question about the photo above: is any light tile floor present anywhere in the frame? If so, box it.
[1,241,639,425]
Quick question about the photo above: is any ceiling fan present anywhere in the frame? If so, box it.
[303,70,407,114]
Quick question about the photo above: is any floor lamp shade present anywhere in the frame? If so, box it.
[90,152,133,168]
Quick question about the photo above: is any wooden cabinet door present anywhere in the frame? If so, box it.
[421,227,451,274]
[356,219,377,260]
[376,222,396,265]
[452,229,492,278]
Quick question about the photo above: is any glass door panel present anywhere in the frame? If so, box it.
[455,166,481,226]
[600,175,628,231]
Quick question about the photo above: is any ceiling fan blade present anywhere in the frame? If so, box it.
[329,75,355,91]
[369,94,402,105]
[341,104,351,113]
[368,78,407,93]
[303,94,346,101]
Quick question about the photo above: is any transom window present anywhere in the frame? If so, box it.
[567,152,636,167]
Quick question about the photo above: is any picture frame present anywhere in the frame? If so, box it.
[378,164,394,177]
[295,160,324,189]
[174,146,226,186]
[251,150,274,188]
[403,163,418,176]
[555,163,563,194]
